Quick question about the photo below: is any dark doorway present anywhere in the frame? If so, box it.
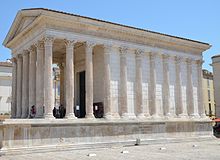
[79,71,86,118]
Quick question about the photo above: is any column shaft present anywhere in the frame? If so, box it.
[16,55,22,118]
[150,53,157,117]
[21,51,29,118]
[44,37,54,119]
[35,42,44,117]
[163,55,171,117]
[103,45,112,119]
[85,42,95,118]
[135,50,145,119]
[120,48,129,118]
[65,40,77,119]
[29,47,36,117]
[187,59,194,117]
[176,57,188,117]
[11,57,17,118]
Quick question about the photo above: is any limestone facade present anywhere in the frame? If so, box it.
[3,8,211,120]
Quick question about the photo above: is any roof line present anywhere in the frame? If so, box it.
[21,8,210,46]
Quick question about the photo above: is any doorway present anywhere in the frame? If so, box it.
[79,71,86,118]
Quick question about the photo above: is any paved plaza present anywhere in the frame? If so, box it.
[1,139,220,160]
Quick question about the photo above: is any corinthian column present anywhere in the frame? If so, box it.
[186,59,195,118]
[197,60,207,118]
[120,47,128,118]
[149,53,157,118]
[35,41,44,118]
[163,55,171,118]
[44,37,54,119]
[16,54,22,118]
[176,57,188,118]
[85,42,95,119]
[65,39,77,119]
[28,46,36,117]
[21,50,29,118]
[11,57,17,118]
[103,45,113,119]
[135,49,145,119]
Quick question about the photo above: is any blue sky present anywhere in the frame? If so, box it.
[0,0,219,71]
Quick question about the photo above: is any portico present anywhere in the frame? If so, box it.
[0,8,213,154]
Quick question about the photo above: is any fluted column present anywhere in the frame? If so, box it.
[186,59,195,117]
[44,37,54,119]
[119,47,129,118]
[163,55,171,118]
[85,42,95,119]
[35,41,44,118]
[21,50,29,118]
[197,60,207,118]
[176,57,188,118]
[16,54,22,118]
[149,53,157,118]
[103,45,113,119]
[11,57,17,118]
[28,46,36,117]
[65,40,77,119]
[135,49,145,119]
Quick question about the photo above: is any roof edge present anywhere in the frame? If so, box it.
[21,8,210,46]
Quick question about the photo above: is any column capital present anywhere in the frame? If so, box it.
[86,41,97,48]
[162,54,170,59]
[35,41,44,49]
[23,49,29,56]
[119,46,128,55]
[135,49,144,57]
[44,37,54,46]
[104,44,113,53]
[196,59,204,65]
[28,46,36,53]
[64,39,77,48]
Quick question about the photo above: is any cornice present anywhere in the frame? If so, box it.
[4,9,211,55]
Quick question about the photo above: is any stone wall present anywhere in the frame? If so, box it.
[0,119,213,155]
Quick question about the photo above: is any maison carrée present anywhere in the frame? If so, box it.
[0,8,212,154]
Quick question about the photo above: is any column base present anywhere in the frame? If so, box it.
[66,113,77,119]
[121,113,136,120]
[189,113,200,119]
[151,114,162,120]
[44,113,55,119]
[104,112,121,120]
[177,113,189,119]
[200,114,209,119]
[137,113,146,119]
[85,113,95,119]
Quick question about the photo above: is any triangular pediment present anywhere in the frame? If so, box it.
[13,16,37,37]
[3,9,41,47]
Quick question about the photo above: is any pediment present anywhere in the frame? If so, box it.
[3,10,41,47]
[14,16,36,37]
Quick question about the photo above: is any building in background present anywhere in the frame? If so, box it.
[212,55,220,118]
[202,69,215,118]
[0,61,12,116]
